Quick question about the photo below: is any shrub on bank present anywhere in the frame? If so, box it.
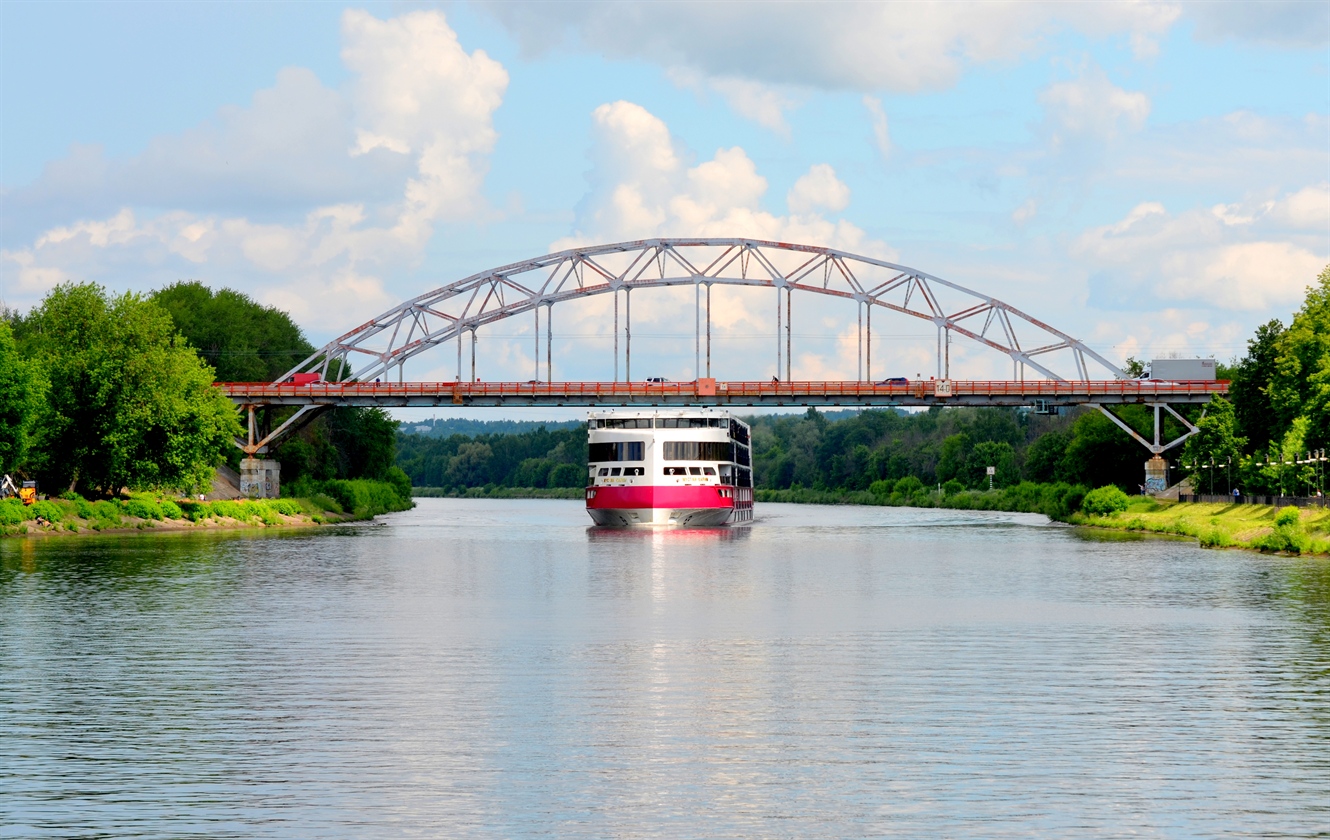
[1254,506,1312,554]
[0,498,32,525]
[320,478,414,518]
[1082,485,1130,516]
[123,498,164,521]
[30,500,63,522]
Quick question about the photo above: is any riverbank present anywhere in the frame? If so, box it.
[758,481,1089,521]
[1,478,414,538]
[412,486,584,499]
[1071,499,1330,555]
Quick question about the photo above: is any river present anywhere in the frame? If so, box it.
[3,499,1328,837]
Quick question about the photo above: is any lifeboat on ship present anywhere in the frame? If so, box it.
[584,409,754,527]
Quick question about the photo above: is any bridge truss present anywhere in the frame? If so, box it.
[233,239,1212,460]
[283,238,1127,386]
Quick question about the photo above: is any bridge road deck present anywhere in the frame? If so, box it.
[222,379,1228,409]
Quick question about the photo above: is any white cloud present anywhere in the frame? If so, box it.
[712,78,793,134]
[1074,190,1329,311]
[1,9,508,332]
[787,164,851,215]
[479,1,1181,92]
[1273,183,1330,230]
[863,96,892,159]
[558,101,879,254]
[1039,62,1150,148]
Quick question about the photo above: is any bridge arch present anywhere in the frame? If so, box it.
[283,238,1126,385]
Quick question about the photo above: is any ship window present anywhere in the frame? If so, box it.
[663,466,688,476]
[688,467,701,475]
[610,468,622,476]
[588,441,644,461]
[623,467,644,476]
[662,441,733,461]
[703,467,716,475]
[598,468,609,476]
[656,417,715,428]
[599,418,652,429]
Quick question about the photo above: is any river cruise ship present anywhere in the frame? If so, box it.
[585,409,754,527]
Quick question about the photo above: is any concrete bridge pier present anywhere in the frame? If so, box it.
[1144,456,1169,495]
[239,458,280,499]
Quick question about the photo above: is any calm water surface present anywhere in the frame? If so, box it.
[2,499,1329,838]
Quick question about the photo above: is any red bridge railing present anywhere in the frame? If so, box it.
[221,379,1228,400]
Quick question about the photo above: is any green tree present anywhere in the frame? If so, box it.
[1180,396,1245,492]
[444,442,494,488]
[1059,407,1152,491]
[1229,319,1285,452]
[1023,430,1069,483]
[14,282,240,495]
[151,281,315,382]
[1268,265,1330,452]
[967,440,1017,488]
[0,320,48,473]
[935,432,970,484]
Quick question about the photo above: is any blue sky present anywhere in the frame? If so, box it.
[2,0,1327,397]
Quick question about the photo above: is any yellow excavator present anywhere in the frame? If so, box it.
[1,474,37,505]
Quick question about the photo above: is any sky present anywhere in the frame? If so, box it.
[2,0,1328,414]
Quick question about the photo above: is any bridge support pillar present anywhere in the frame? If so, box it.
[239,458,281,499]
[1144,456,1169,496]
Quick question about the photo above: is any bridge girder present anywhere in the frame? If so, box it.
[280,238,1127,386]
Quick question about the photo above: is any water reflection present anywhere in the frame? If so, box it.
[3,499,1329,838]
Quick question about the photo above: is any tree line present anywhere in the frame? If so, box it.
[2,281,405,499]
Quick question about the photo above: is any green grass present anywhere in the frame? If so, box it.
[1,490,360,537]
[1070,499,1330,555]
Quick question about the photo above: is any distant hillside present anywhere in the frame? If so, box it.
[400,417,583,438]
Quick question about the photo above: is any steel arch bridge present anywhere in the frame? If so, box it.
[285,237,1126,385]
[226,238,1225,461]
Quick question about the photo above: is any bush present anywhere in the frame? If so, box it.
[941,479,965,497]
[1059,485,1088,518]
[309,493,343,514]
[868,480,892,499]
[0,498,32,525]
[319,479,413,518]
[123,498,164,520]
[386,466,413,501]
[1200,527,1234,548]
[159,500,183,520]
[31,500,63,522]
[177,500,210,522]
[893,476,926,497]
[90,500,122,524]
[269,498,301,516]
[1082,485,1130,516]
[209,500,250,521]
[1255,506,1311,554]
[256,505,282,526]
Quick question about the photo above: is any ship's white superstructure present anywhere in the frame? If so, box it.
[585,409,753,527]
